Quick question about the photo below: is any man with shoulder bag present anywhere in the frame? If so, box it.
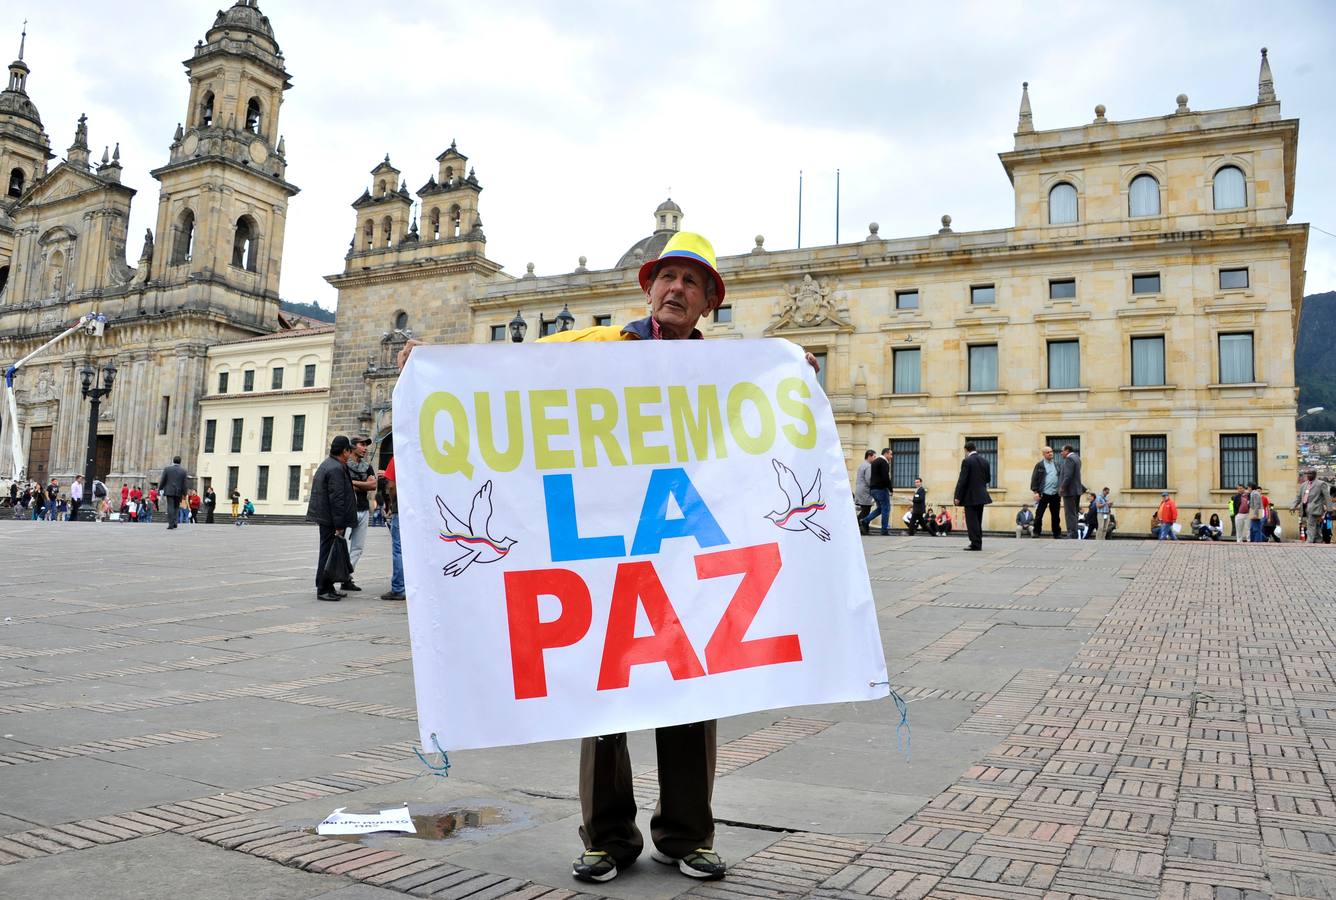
[306,436,358,602]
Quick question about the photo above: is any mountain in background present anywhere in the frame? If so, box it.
[280,300,336,324]
[1297,290,1336,431]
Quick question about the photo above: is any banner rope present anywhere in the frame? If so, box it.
[413,732,451,778]
[871,681,911,761]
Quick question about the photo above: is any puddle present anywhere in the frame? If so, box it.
[306,801,531,846]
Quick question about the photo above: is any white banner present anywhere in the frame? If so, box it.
[393,338,887,751]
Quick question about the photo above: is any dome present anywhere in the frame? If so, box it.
[0,87,42,128]
[656,197,682,214]
[617,197,683,266]
[207,0,279,50]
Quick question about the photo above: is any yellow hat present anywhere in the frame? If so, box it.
[638,231,726,304]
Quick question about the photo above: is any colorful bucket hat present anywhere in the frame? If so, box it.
[638,231,726,305]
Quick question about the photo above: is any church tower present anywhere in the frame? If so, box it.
[0,26,53,214]
[149,0,298,308]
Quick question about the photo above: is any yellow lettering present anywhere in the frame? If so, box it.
[668,385,726,462]
[419,391,474,478]
[574,388,628,467]
[776,377,817,450]
[726,381,776,455]
[530,389,575,470]
[476,391,524,472]
[625,386,670,465]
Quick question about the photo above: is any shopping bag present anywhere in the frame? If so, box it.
[324,535,352,584]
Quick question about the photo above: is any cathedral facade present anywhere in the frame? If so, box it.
[0,0,296,488]
[326,51,1306,531]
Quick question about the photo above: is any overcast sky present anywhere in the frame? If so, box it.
[11,1,1336,309]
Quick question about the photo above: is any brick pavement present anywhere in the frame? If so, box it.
[1,522,1333,899]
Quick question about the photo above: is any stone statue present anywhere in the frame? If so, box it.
[775,273,840,328]
[139,228,154,263]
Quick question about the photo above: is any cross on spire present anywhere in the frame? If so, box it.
[18,19,26,60]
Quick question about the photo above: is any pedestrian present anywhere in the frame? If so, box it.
[853,450,874,535]
[936,506,953,535]
[379,460,405,602]
[159,456,188,530]
[953,440,992,551]
[230,489,240,519]
[203,486,217,524]
[1094,487,1111,540]
[1015,503,1035,538]
[1029,445,1063,538]
[140,495,153,523]
[858,448,893,536]
[399,232,780,883]
[907,477,929,535]
[149,486,159,512]
[1292,471,1332,546]
[188,490,201,524]
[343,435,377,592]
[120,482,129,513]
[1156,491,1179,540]
[306,435,357,603]
[1232,483,1249,542]
[45,479,59,521]
[70,475,84,522]
[1058,445,1083,540]
[1247,482,1264,543]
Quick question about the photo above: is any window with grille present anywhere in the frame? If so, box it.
[1046,436,1081,459]
[288,465,301,501]
[260,417,273,452]
[203,419,216,454]
[291,415,305,452]
[303,364,316,387]
[890,439,920,490]
[893,348,921,394]
[1131,337,1166,386]
[1131,435,1167,489]
[1220,434,1257,489]
[256,465,269,501]
[965,436,999,488]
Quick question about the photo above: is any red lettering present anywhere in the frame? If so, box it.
[597,560,706,690]
[696,543,801,674]
[504,568,593,699]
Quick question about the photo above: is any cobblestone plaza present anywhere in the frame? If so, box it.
[1,523,1334,899]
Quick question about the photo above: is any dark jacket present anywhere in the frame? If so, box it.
[305,455,357,528]
[159,463,188,498]
[912,486,926,513]
[954,452,993,507]
[868,456,891,491]
[1030,459,1059,495]
[1058,452,1083,497]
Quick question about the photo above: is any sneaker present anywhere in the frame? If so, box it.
[380,591,406,602]
[342,581,363,592]
[571,849,618,883]
[650,847,726,880]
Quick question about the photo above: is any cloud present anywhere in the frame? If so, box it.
[7,0,1336,307]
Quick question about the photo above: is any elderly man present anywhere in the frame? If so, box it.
[306,436,358,602]
[397,232,814,884]
[1293,471,1331,544]
[343,435,377,592]
[854,449,875,534]
[1029,446,1062,539]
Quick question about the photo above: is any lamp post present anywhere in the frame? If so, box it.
[509,311,528,343]
[78,360,116,521]
[509,305,574,343]
[1298,406,1325,422]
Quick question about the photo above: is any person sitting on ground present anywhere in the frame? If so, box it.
[1203,513,1224,541]
[1015,504,1035,538]
[936,506,953,535]
[1190,512,1204,539]
[242,498,255,518]
[1262,504,1282,543]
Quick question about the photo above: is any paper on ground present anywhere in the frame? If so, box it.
[316,806,416,835]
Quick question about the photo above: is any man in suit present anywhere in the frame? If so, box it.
[1058,445,1083,540]
[907,477,929,535]
[953,441,993,551]
[1292,471,1332,545]
[159,456,188,530]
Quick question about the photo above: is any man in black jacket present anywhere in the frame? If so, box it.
[858,448,893,536]
[1029,446,1062,539]
[953,441,993,551]
[159,456,188,530]
[907,477,928,535]
[306,436,358,601]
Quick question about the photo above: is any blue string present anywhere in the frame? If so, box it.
[413,732,451,778]
[871,681,912,762]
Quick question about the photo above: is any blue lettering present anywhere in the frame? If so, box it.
[544,474,627,561]
[630,468,729,556]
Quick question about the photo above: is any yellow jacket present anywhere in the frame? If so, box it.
[537,316,702,344]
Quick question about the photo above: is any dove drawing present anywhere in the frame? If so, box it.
[436,481,517,577]
[764,459,831,541]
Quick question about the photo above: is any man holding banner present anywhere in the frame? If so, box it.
[394,231,888,886]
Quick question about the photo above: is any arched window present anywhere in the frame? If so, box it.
[394,311,408,331]
[200,91,214,128]
[7,167,23,198]
[1213,165,1247,210]
[244,97,262,135]
[429,208,440,240]
[445,165,454,181]
[449,204,461,238]
[173,208,195,264]
[1128,174,1160,217]
[363,219,374,250]
[1048,183,1078,224]
[377,179,386,197]
[232,215,258,271]
[381,216,393,247]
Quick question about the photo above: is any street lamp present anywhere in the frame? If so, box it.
[78,360,116,520]
[509,311,527,343]
[1299,406,1325,421]
[539,304,575,337]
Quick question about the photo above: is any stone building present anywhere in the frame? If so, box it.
[0,0,297,488]
[195,323,333,515]
[326,51,1306,530]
